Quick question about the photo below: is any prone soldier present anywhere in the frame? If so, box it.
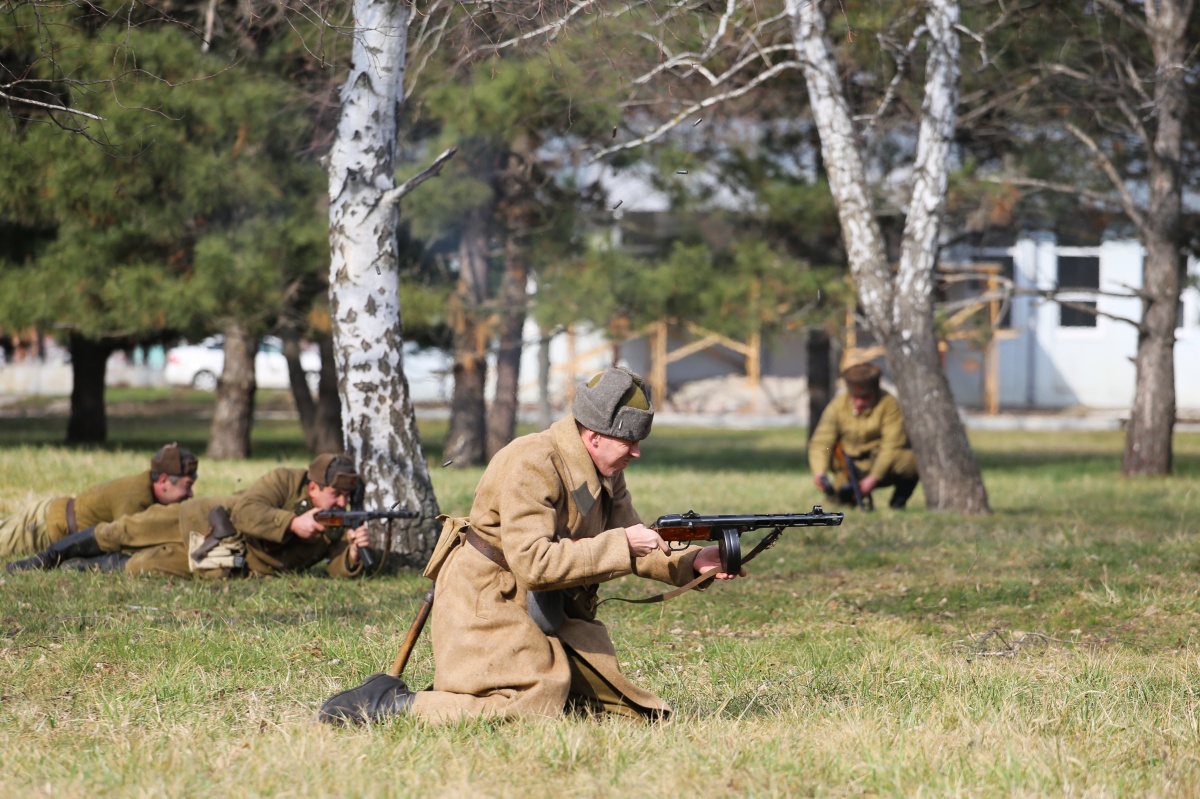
[6,453,369,579]
[0,443,198,560]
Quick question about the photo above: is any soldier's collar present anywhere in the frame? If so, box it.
[552,415,603,518]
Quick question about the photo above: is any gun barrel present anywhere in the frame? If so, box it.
[651,508,843,540]
[314,509,419,527]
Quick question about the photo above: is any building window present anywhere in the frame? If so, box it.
[1056,253,1100,328]
[1061,301,1098,328]
[1057,256,1100,289]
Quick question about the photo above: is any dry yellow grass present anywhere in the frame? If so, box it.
[3,418,1200,796]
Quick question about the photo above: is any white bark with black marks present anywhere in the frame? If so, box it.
[790,0,989,514]
[328,0,440,566]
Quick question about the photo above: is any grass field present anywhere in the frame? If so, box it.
[3,390,1200,797]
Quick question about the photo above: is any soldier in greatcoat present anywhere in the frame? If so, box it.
[6,454,368,579]
[0,443,198,560]
[808,362,920,510]
[318,366,743,725]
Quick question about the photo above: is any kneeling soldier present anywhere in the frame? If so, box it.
[318,367,743,725]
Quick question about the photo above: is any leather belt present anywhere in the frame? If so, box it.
[464,527,508,571]
[65,498,78,535]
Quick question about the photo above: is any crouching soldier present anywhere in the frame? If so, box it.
[809,362,920,510]
[318,366,743,725]
[6,454,369,579]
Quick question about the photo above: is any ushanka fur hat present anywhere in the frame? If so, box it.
[841,362,882,398]
[151,443,199,478]
[572,366,654,441]
[307,454,361,493]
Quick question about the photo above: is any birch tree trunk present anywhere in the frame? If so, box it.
[207,323,257,459]
[1121,0,1193,477]
[790,0,989,514]
[328,0,440,566]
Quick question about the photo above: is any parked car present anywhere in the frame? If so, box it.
[165,336,320,392]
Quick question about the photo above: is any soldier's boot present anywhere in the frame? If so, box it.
[59,553,131,573]
[889,477,919,510]
[316,673,415,726]
[7,527,103,573]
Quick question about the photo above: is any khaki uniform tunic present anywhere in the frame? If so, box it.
[0,471,156,557]
[94,495,238,577]
[807,392,918,487]
[411,415,702,722]
[228,467,362,579]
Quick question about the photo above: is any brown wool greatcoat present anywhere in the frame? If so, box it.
[807,391,918,487]
[228,467,362,579]
[410,415,703,722]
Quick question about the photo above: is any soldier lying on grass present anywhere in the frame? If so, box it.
[0,443,198,558]
[6,453,368,579]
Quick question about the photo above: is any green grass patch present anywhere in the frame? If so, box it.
[3,409,1200,796]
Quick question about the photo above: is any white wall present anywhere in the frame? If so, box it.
[943,237,1200,411]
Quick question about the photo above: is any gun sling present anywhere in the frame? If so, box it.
[600,527,784,607]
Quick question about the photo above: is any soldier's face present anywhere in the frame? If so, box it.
[850,392,877,415]
[154,474,196,504]
[583,429,641,477]
[308,483,351,511]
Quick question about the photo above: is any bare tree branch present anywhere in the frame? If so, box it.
[958,74,1044,126]
[1015,286,1146,331]
[1064,120,1147,230]
[1091,0,1151,38]
[589,59,800,161]
[384,146,459,206]
[980,174,1123,208]
[854,24,925,127]
[0,88,106,120]
[1115,96,1153,151]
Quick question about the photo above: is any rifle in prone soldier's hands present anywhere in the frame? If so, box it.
[315,508,419,570]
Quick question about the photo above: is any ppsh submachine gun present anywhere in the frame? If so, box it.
[314,508,419,569]
[650,506,844,574]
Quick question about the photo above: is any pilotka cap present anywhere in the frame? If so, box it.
[841,362,882,398]
[151,443,199,477]
[308,453,361,493]
[572,366,654,441]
